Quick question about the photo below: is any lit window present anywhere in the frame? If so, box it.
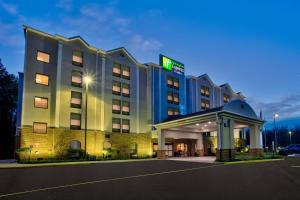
[35,74,49,85]
[113,63,121,77]
[122,66,130,79]
[167,91,173,103]
[70,113,81,129]
[71,91,82,108]
[37,51,50,63]
[173,93,179,104]
[174,108,179,116]
[168,108,174,116]
[201,86,210,97]
[224,94,230,103]
[167,76,173,87]
[122,101,130,115]
[34,97,48,109]
[112,118,121,132]
[122,83,130,97]
[33,122,47,134]
[112,81,121,95]
[72,50,83,66]
[112,99,121,114]
[71,70,82,87]
[201,99,210,110]
[122,119,130,133]
[173,78,179,89]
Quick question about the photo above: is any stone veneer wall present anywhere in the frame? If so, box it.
[19,127,152,160]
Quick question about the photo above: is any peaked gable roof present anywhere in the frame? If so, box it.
[106,47,140,66]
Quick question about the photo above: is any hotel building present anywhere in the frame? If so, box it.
[16,26,264,161]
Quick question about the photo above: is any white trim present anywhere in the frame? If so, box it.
[136,67,140,133]
[54,42,63,127]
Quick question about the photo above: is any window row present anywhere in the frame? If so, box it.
[35,70,83,88]
[112,99,130,115]
[167,92,179,104]
[113,63,130,80]
[167,76,179,89]
[112,81,130,97]
[112,118,130,133]
[168,107,180,116]
[201,86,210,97]
[201,99,210,110]
[36,50,83,67]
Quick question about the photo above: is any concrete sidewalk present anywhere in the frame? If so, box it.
[167,156,216,163]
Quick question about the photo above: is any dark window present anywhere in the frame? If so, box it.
[167,76,173,88]
[71,91,82,108]
[168,107,174,116]
[173,77,179,89]
[167,91,173,103]
[173,92,179,104]
[70,113,81,130]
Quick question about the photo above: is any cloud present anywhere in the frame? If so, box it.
[249,94,300,120]
[131,34,162,51]
[0,1,18,15]
[55,0,73,12]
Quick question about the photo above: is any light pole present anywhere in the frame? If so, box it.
[273,113,279,151]
[289,131,292,145]
[83,76,92,158]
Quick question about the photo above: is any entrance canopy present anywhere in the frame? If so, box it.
[153,100,264,161]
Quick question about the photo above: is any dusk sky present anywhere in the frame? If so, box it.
[0,0,299,124]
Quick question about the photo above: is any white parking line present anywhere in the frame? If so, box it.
[0,164,223,198]
[291,166,300,168]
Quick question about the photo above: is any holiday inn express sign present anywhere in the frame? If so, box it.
[159,54,185,75]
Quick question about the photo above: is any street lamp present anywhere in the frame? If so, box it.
[273,113,279,151]
[289,131,292,145]
[83,75,92,158]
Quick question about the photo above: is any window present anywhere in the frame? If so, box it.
[113,63,121,77]
[122,83,130,97]
[167,76,173,88]
[167,91,173,103]
[122,101,130,115]
[122,66,130,79]
[174,108,179,116]
[122,119,130,133]
[201,86,210,97]
[71,91,82,108]
[71,70,82,87]
[34,97,48,109]
[35,74,49,85]
[112,118,121,132]
[33,122,47,134]
[112,81,121,95]
[173,78,179,89]
[37,51,50,63]
[173,93,179,104]
[168,107,174,116]
[112,99,121,114]
[72,50,83,66]
[70,113,81,129]
[201,99,210,110]
[223,94,230,103]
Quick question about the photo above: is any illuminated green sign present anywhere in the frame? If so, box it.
[159,55,184,75]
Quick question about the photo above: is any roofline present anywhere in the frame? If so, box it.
[154,110,264,128]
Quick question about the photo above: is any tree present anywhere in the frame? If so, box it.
[0,58,18,159]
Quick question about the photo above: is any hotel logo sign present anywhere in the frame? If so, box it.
[159,54,184,75]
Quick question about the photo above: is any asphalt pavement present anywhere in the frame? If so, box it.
[0,158,299,200]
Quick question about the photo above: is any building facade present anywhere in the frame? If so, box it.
[17,26,263,161]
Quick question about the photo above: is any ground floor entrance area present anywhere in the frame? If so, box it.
[153,100,264,161]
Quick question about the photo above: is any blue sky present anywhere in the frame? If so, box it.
[0,0,300,125]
